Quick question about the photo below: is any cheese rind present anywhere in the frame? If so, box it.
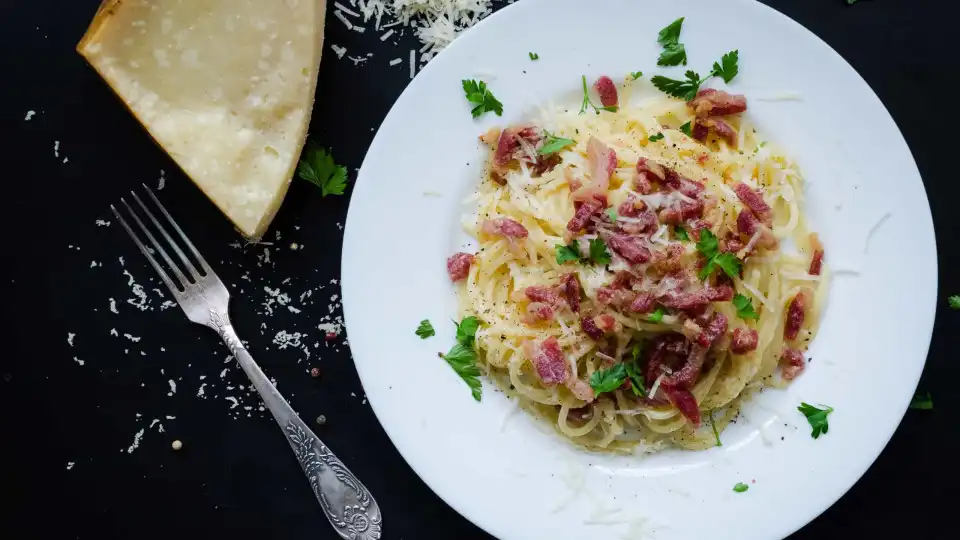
[78,0,326,239]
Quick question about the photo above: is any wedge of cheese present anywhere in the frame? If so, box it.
[78,0,326,239]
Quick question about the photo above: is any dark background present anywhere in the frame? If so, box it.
[0,0,953,538]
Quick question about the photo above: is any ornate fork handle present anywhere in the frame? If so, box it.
[210,311,382,540]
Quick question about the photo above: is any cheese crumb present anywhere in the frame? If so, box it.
[171,440,183,451]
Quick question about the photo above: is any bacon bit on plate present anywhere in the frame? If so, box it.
[701,117,738,146]
[481,218,529,238]
[566,198,605,233]
[446,252,475,282]
[687,89,748,118]
[662,385,701,426]
[523,302,555,324]
[780,347,805,380]
[607,233,652,264]
[731,327,759,354]
[593,75,619,108]
[525,285,561,305]
[566,377,595,402]
[561,273,581,313]
[628,292,656,313]
[525,336,569,385]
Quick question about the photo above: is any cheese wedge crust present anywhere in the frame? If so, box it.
[78,0,326,239]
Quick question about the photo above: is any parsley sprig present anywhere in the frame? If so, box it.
[415,319,435,339]
[539,131,575,155]
[462,79,503,118]
[709,410,722,447]
[949,295,960,309]
[589,363,627,394]
[529,52,539,60]
[733,482,749,493]
[696,230,742,280]
[679,121,693,137]
[440,316,483,401]
[732,294,760,320]
[797,402,833,439]
[648,133,665,142]
[297,145,348,196]
[647,306,666,323]
[656,17,687,67]
[650,50,740,100]
[555,238,611,266]
[674,226,690,241]
[629,71,643,80]
[579,75,618,115]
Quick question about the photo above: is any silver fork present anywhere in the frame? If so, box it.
[112,185,382,540]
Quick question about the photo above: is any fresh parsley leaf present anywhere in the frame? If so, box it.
[625,348,646,397]
[949,295,960,309]
[651,70,704,101]
[847,0,860,4]
[657,17,685,47]
[630,71,643,80]
[607,208,619,222]
[589,363,627,394]
[455,316,481,345]
[415,319,435,339]
[441,344,483,402]
[462,79,503,118]
[539,131,575,155]
[733,482,749,493]
[713,252,743,279]
[696,229,720,259]
[579,75,619,115]
[529,52,539,60]
[297,145,349,196]
[647,306,665,323]
[909,391,933,410]
[555,244,581,265]
[589,237,612,265]
[648,133,665,142]
[709,410,723,447]
[710,50,739,84]
[732,294,760,320]
[679,121,693,137]
[797,402,834,439]
[658,43,687,67]
[696,230,742,280]
[674,226,690,242]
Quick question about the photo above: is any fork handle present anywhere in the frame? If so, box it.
[210,311,382,540]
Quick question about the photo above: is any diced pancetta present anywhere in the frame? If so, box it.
[566,377,595,402]
[607,233,652,264]
[662,385,701,426]
[659,285,733,311]
[494,126,540,168]
[593,76,619,108]
[525,337,569,385]
[809,233,825,276]
[525,285,560,306]
[566,198,605,233]
[731,328,759,354]
[784,288,812,341]
[701,117,737,146]
[482,218,529,238]
[523,302,554,324]
[780,347,805,380]
[628,292,656,313]
[446,252,474,282]
[561,273,581,313]
[687,89,748,118]
[734,183,772,225]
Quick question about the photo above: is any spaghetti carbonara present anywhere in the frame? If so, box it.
[446,79,827,452]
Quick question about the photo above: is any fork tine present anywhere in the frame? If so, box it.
[130,190,203,282]
[111,204,183,295]
[120,196,191,289]
[142,184,211,273]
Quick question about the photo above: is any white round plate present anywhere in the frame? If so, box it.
[342,0,936,538]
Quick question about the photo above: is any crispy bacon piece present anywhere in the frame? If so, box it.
[582,314,618,340]
[652,244,685,274]
[482,218,528,238]
[493,126,539,168]
[561,273,581,313]
[736,209,778,250]
[658,199,705,225]
[525,286,560,306]
[531,153,562,177]
[809,233,825,276]
[490,170,507,186]
[731,328,759,354]
[607,233,652,264]
[524,302,554,324]
[694,313,728,348]
[659,285,734,311]
[446,252,474,282]
[570,137,616,206]
[595,314,618,332]
[525,337,569,385]
[596,286,635,309]
[780,347,805,380]
[581,317,603,340]
[701,117,737,146]
[664,344,709,389]
[620,210,659,235]
[734,183,772,225]
[663,386,701,426]
[635,158,666,194]
[566,198,605,233]
[691,120,709,141]
[617,197,642,218]
[687,89,748,118]
[723,236,744,254]
[784,289,812,341]
[628,292,656,313]
[593,76,619,108]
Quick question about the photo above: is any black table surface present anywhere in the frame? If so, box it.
[2,1,956,538]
